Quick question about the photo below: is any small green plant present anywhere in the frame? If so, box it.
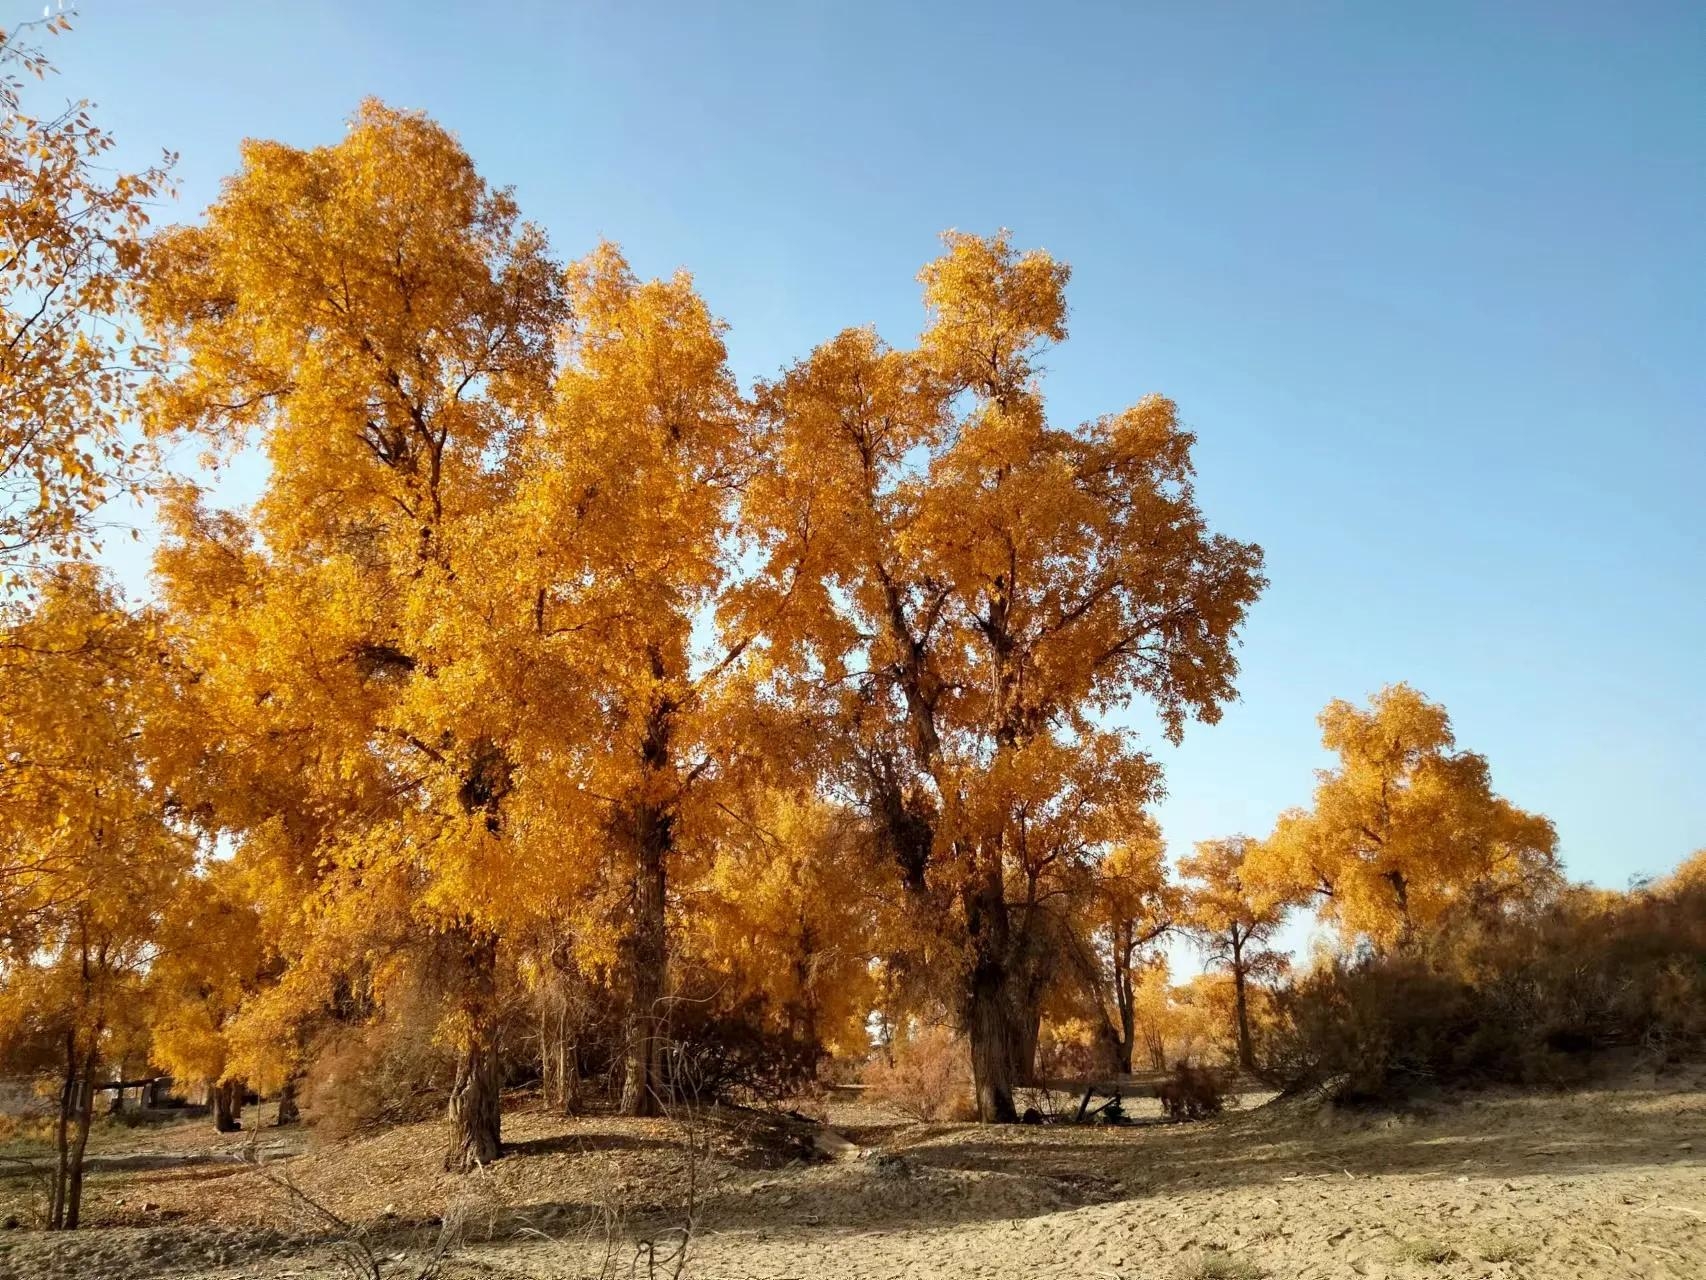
[1183,1248,1263,1280]
[1390,1235,1457,1265]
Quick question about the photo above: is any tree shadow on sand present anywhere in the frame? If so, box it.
[501,1132,686,1159]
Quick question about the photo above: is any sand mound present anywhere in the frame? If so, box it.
[2,1067,1702,1279]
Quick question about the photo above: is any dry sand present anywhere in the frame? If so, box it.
[2,1065,1702,1279]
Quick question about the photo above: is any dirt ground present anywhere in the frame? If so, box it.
[1,1065,1702,1280]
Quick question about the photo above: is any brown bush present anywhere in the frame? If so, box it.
[1157,1061,1226,1121]
[302,1026,452,1138]
[301,974,461,1138]
[861,1024,975,1121]
[1265,872,1706,1101]
[663,989,825,1105]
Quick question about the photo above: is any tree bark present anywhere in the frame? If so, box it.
[212,1079,243,1133]
[49,1033,76,1230]
[620,802,670,1117]
[557,1037,580,1115]
[1091,1021,1125,1078]
[445,1033,502,1171]
[276,1076,301,1126]
[1113,1016,1135,1075]
[967,963,1020,1122]
[540,998,580,1115]
[63,1052,97,1229]
[1112,924,1138,1076]
[1232,931,1256,1072]
[1011,998,1042,1088]
[963,865,1019,1123]
[445,930,503,1171]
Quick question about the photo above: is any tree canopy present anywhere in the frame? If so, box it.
[1,77,1621,1230]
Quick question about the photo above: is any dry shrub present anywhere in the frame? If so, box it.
[1267,871,1706,1101]
[1265,957,1478,1100]
[1389,1236,1457,1266]
[664,990,825,1106]
[302,982,457,1138]
[1183,1250,1263,1280]
[861,1024,975,1121]
[303,1029,451,1138]
[1033,1018,1099,1080]
[1158,1062,1226,1121]
[0,1113,54,1148]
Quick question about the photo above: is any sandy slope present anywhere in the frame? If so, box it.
[2,1066,1702,1280]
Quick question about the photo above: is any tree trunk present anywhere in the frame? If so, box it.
[1012,996,1043,1088]
[963,861,1019,1123]
[1232,932,1256,1073]
[1091,1021,1125,1078]
[445,1034,502,1171]
[212,1079,243,1132]
[1235,969,1262,1078]
[63,1052,97,1229]
[445,931,503,1171]
[620,803,670,1117]
[967,964,1020,1122]
[1112,928,1139,1078]
[540,1000,580,1115]
[538,1005,553,1103]
[1385,869,1414,949]
[557,1037,580,1115]
[1143,1020,1166,1071]
[49,1034,76,1229]
[276,1076,301,1126]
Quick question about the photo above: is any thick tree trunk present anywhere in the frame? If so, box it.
[276,1076,301,1126]
[445,1034,502,1171]
[445,931,503,1171]
[540,1000,580,1115]
[967,964,1020,1123]
[1012,997,1042,1088]
[1385,870,1414,949]
[212,1079,243,1133]
[1091,1021,1123,1078]
[1113,928,1139,1076]
[963,864,1019,1123]
[620,805,670,1117]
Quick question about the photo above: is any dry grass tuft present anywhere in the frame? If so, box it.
[1389,1234,1458,1265]
[1182,1247,1264,1279]
[1474,1232,1536,1263]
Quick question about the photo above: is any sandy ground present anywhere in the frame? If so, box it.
[1,1065,1702,1280]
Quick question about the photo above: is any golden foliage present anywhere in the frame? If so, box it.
[0,567,190,1229]
[0,22,171,581]
[694,791,883,1056]
[735,227,1266,1116]
[6,83,1647,1154]
[1253,684,1559,949]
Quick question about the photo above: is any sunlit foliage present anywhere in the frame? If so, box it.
[0,19,171,583]
[1253,685,1559,950]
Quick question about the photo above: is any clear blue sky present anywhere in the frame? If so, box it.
[37,1,1705,891]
